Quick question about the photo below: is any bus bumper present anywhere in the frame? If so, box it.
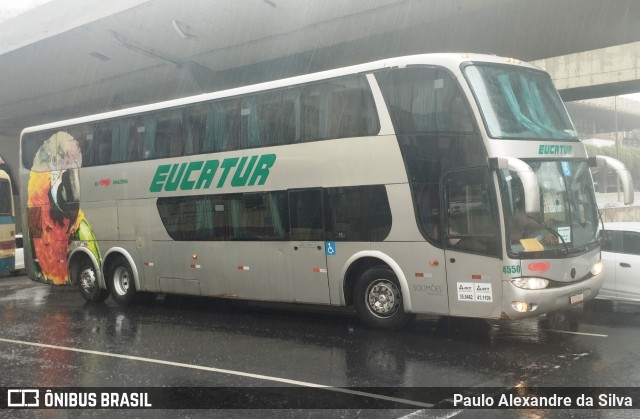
[501,271,603,320]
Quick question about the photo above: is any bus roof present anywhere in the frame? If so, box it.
[20,53,542,136]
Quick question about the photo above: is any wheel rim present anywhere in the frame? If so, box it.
[113,266,130,296]
[79,267,97,295]
[365,279,401,318]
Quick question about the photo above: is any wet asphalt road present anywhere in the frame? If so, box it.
[0,274,639,418]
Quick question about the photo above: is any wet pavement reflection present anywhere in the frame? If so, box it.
[0,274,639,417]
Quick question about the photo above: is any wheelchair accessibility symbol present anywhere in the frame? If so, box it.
[325,241,336,256]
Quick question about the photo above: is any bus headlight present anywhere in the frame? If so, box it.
[511,277,549,290]
[590,260,603,277]
[511,302,538,312]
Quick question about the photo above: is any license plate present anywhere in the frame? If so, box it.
[570,292,584,304]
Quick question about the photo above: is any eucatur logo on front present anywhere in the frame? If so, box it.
[149,153,276,192]
[538,145,573,155]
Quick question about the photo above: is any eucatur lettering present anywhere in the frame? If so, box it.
[149,154,276,192]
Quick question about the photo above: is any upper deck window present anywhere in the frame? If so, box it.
[464,64,577,140]
[21,75,380,169]
[376,67,475,135]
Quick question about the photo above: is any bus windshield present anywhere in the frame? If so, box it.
[464,64,578,140]
[499,159,599,255]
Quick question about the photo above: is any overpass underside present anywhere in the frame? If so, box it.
[533,42,640,101]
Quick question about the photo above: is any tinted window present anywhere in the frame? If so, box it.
[302,76,379,141]
[324,186,391,241]
[444,168,499,256]
[256,89,300,146]
[155,110,185,159]
[289,189,323,241]
[623,231,640,255]
[22,76,380,169]
[377,67,475,135]
[157,191,289,241]
[599,230,622,252]
[157,186,391,243]
[0,179,11,215]
[21,131,52,170]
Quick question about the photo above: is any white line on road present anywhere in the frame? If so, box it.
[538,329,608,337]
[0,336,433,409]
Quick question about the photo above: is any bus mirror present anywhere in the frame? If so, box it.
[490,157,540,215]
[589,155,634,205]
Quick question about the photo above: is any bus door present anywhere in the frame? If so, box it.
[442,168,502,318]
[287,189,331,304]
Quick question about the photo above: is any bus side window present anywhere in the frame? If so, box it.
[444,168,499,256]
[155,111,184,159]
[0,179,11,215]
[302,84,327,141]
[328,77,378,138]
[289,189,323,241]
[219,99,239,151]
[127,121,146,161]
[324,186,391,242]
[239,97,260,149]
[65,124,93,167]
[415,183,441,244]
[92,125,113,165]
[206,103,227,153]
[256,89,299,146]
[185,105,207,155]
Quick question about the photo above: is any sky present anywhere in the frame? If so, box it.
[0,0,53,23]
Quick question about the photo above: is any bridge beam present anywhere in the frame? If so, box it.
[532,42,640,101]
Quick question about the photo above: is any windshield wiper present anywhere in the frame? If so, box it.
[526,215,570,254]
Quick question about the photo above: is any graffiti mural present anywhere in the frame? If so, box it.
[27,131,100,285]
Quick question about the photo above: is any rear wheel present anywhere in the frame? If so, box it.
[75,257,109,302]
[108,256,137,306]
[353,267,413,330]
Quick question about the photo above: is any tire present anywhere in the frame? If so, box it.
[353,266,413,330]
[108,255,137,306]
[75,257,109,303]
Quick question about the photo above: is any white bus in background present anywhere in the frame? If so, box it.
[0,169,16,276]
[19,53,633,329]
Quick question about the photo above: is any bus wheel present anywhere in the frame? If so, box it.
[108,256,137,306]
[76,258,109,303]
[354,267,413,330]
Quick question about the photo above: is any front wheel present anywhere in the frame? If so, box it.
[108,256,137,306]
[353,267,413,330]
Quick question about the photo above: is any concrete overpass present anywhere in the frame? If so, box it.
[533,42,640,101]
[2,0,640,178]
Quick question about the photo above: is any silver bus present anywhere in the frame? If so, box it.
[19,53,633,329]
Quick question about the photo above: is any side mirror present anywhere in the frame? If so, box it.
[490,157,540,215]
[589,156,634,205]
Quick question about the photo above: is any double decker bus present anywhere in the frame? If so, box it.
[19,53,633,329]
[0,169,16,275]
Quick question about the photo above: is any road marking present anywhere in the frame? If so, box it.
[539,329,608,337]
[0,336,433,409]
